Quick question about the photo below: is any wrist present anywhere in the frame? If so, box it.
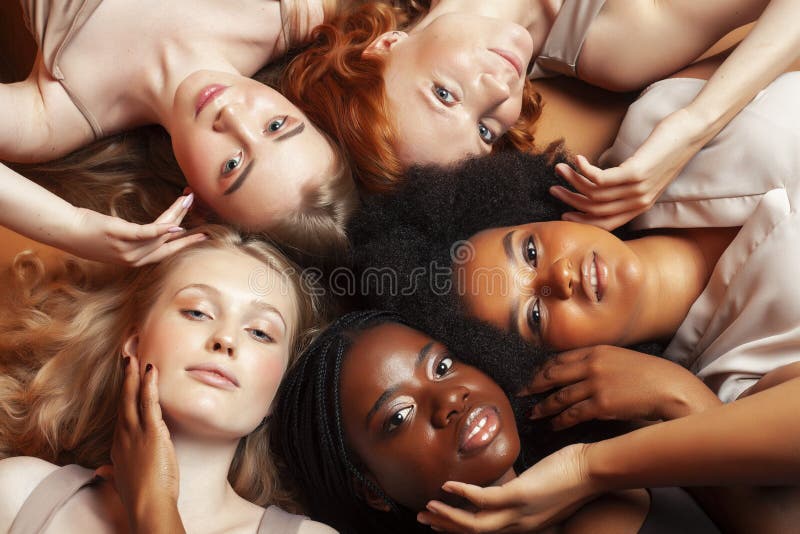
[131,495,181,534]
[678,103,726,145]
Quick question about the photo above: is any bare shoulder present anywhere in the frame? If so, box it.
[0,456,61,531]
[561,489,650,534]
[297,517,339,534]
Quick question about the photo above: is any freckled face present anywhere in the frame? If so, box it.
[457,222,646,350]
[169,70,337,230]
[131,248,298,440]
[339,323,519,511]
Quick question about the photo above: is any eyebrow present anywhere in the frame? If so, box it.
[364,341,436,427]
[223,159,255,196]
[275,121,305,142]
[502,230,522,337]
[173,283,286,329]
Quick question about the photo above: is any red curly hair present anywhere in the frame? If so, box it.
[282,2,542,193]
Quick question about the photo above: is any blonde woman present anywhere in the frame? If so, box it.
[0,0,356,264]
[0,226,334,533]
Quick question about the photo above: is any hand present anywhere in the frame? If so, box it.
[63,193,206,265]
[551,108,708,230]
[417,444,597,533]
[96,356,180,532]
[522,346,720,429]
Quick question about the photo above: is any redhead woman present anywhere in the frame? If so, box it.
[0,226,334,533]
[283,0,798,212]
[0,0,356,264]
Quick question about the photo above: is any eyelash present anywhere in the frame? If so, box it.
[384,354,455,433]
[182,310,274,343]
[265,116,287,133]
[182,309,210,320]
[249,328,274,343]
[478,123,496,144]
[528,299,542,334]
[433,85,457,105]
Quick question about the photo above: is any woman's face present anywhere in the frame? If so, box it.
[376,13,533,166]
[126,247,298,440]
[340,322,519,511]
[457,222,646,350]
[170,70,338,230]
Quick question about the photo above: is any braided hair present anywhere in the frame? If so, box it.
[270,310,630,533]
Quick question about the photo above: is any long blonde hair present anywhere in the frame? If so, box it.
[0,225,324,509]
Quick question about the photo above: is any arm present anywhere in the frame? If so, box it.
[0,456,60,532]
[417,377,800,533]
[552,0,800,230]
[0,162,205,265]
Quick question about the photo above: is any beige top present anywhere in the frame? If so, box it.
[9,464,314,534]
[20,0,105,138]
[603,73,800,402]
[529,0,606,79]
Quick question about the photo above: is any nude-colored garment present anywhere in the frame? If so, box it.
[603,73,800,402]
[9,463,315,534]
[529,0,606,79]
[20,0,105,138]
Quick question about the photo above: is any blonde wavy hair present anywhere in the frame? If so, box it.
[0,225,325,510]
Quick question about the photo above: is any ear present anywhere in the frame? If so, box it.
[363,31,408,58]
[352,472,392,512]
[122,330,139,359]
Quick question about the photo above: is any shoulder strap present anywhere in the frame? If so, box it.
[9,464,97,534]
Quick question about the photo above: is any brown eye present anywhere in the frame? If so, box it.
[526,237,538,266]
[386,406,413,432]
[435,357,454,378]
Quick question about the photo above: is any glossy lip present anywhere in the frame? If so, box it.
[489,48,523,79]
[195,84,228,117]
[185,363,240,391]
[594,253,608,302]
[581,252,608,303]
[457,405,501,455]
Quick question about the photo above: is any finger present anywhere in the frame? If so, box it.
[524,361,588,395]
[120,355,142,432]
[552,174,649,204]
[551,399,598,430]
[154,194,192,225]
[133,233,208,266]
[574,155,640,187]
[140,363,164,432]
[531,382,593,420]
[109,218,184,243]
[442,481,524,509]
[562,207,646,231]
[550,186,653,218]
[94,464,114,483]
[520,349,592,395]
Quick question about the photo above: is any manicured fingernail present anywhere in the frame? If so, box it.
[123,356,130,367]
[145,363,153,373]
[182,193,194,209]
[168,226,185,233]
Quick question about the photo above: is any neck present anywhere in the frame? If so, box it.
[169,432,245,528]
[419,0,557,58]
[622,231,720,345]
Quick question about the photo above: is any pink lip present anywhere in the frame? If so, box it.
[195,84,228,117]
[489,48,523,78]
[581,252,608,303]
[186,363,239,391]
[457,405,501,455]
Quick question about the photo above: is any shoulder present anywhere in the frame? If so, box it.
[297,517,338,534]
[0,456,61,532]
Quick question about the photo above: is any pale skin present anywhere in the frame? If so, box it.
[0,0,336,265]
[376,0,798,224]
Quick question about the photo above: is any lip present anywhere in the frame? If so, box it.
[185,363,240,391]
[581,252,608,303]
[195,84,228,117]
[489,48,523,79]
[457,405,501,455]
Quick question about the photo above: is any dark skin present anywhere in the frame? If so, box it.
[339,323,520,512]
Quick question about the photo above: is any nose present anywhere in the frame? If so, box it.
[431,385,469,428]
[207,327,237,358]
[478,73,512,109]
[539,257,576,300]
[213,105,254,141]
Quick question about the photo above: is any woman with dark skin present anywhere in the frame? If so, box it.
[268,310,719,534]
[348,148,800,532]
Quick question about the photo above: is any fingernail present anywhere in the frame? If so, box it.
[182,193,194,209]
[417,514,430,525]
[530,406,541,419]
[426,502,441,514]
[168,226,185,233]
[562,214,576,222]
[145,363,153,373]
[123,356,130,367]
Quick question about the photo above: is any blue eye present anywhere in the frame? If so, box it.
[222,151,243,175]
[182,309,209,320]
[434,86,456,105]
[266,116,286,133]
[386,406,413,432]
[249,328,274,343]
[478,123,495,144]
[526,236,538,266]
[435,356,454,378]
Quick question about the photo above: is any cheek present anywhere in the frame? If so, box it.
[247,350,289,407]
